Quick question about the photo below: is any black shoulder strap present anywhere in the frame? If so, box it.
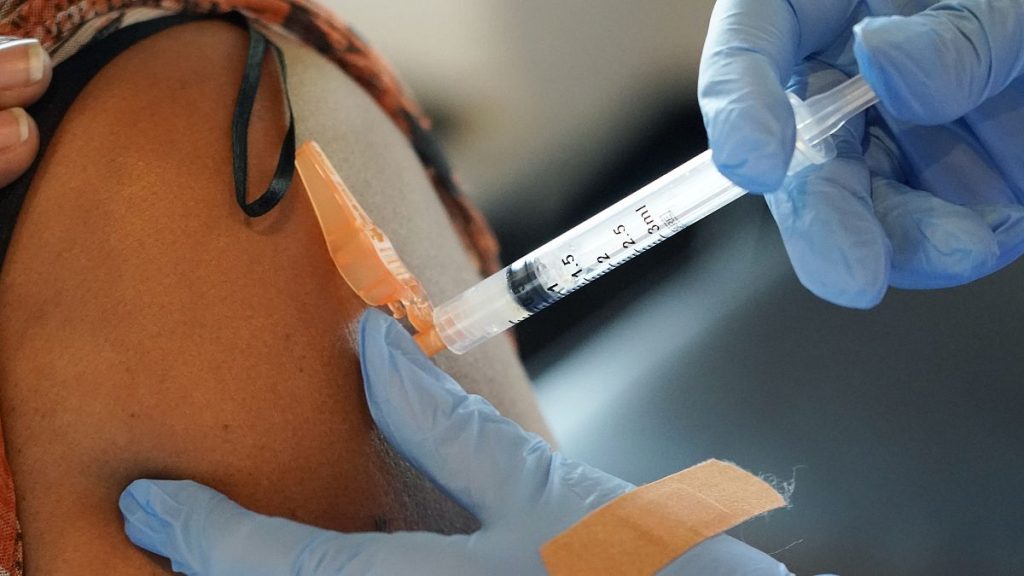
[232,21,296,217]
[0,13,296,273]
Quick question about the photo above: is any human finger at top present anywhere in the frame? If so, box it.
[0,37,50,109]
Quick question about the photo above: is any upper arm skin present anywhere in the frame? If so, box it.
[0,19,546,574]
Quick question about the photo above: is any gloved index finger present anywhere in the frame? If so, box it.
[697,0,861,193]
[120,479,376,576]
[853,0,1024,124]
[120,478,456,576]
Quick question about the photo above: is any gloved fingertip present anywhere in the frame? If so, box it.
[119,482,154,532]
[119,480,188,560]
[120,479,151,512]
[708,102,796,194]
[358,308,431,372]
[799,259,889,310]
[876,182,1001,289]
[357,307,397,355]
[767,163,891,310]
[817,238,891,310]
[890,222,998,289]
[821,234,891,310]
[920,216,999,265]
[121,479,189,519]
[713,149,791,195]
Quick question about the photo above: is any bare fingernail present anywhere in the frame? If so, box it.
[0,107,30,149]
[0,38,46,88]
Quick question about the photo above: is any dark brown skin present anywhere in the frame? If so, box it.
[0,20,548,574]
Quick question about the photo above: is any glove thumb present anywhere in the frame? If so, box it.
[853,0,1024,124]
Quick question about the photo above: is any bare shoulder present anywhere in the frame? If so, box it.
[270,30,550,437]
[0,16,546,574]
[0,18,459,574]
[0,18,296,321]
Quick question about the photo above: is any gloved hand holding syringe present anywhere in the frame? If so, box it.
[432,75,878,354]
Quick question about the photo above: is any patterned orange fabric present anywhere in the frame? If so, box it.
[0,423,19,575]
[0,2,502,574]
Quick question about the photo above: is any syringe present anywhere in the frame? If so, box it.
[433,75,879,354]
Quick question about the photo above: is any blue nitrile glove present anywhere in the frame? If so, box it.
[118,309,804,576]
[699,0,1024,307]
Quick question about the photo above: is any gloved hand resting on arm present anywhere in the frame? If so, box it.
[699,0,1024,307]
[119,309,804,576]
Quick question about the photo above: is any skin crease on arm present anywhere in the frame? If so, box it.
[0,19,551,575]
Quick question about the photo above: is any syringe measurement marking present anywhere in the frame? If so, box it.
[614,225,638,250]
[506,203,682,329]
[505,184,751,324]
[505,212,688,326]
[637,204,661,235]
[551,205,678,296]
[573,238,665,286]
[506,201,690,327]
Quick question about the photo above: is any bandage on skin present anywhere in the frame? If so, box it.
[295,141,445,355]
[541,460,786,576]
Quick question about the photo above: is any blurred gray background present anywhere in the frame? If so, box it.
[331,2,1024,574]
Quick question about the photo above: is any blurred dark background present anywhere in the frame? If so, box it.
[337,2,1024,574]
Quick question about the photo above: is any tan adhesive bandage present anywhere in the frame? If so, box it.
[540,459,785,576]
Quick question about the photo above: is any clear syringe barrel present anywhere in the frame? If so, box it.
[433,151,741,353]
[433,76,878,354]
